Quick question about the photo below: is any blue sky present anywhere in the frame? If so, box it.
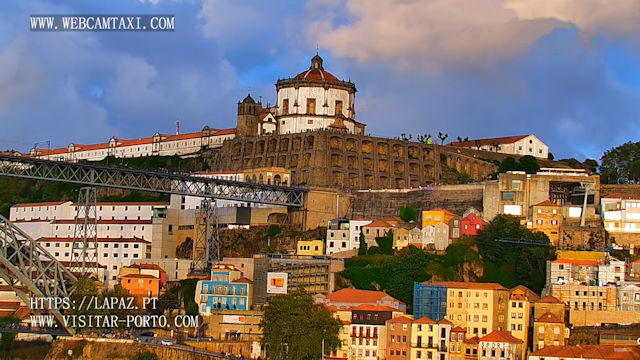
[1,0,639,161]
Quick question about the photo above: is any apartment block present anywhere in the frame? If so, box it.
[413,282,510,338]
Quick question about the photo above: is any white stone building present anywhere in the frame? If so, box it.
[449,134,549,159]
[29,127,235,162]
[10,201,168,288]
[325,218,372,254]
[273,54,365,135]
[37,237,150,287]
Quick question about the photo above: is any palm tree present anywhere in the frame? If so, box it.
[438,132,448,145]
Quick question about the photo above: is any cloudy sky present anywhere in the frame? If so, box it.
[1,0,640,160]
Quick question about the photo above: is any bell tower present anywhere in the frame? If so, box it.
[237,94,261,137]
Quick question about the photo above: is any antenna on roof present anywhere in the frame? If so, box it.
[316,44,319,55]
[259,96,262,104]
[176,120,180,135]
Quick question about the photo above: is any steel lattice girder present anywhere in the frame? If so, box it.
[0,215,76,334]
[0,155,307,207]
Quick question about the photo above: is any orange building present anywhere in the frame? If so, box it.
[120,273,160,308]
[450,326,467,360]
[422,209,457,228]
[387,316,413,359]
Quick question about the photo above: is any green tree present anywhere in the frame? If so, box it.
[475,215,554,293]
[600,141,640,183]
[518,155,540,174]
[149,290,180,316]
[374,230,393,255]
[103,285,142,326]
[399,206,418,222]
[261,288,342,360]
[358,230,367,256]
[427,236,481,281]
[66,277,103,318]
[268,225,282,237]
[458,172,472,184]
[583,159,599,174]
[498,157,518,173]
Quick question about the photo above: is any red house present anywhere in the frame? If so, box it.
[461,213,486,236]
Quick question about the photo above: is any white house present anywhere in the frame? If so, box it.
[449,134,549,159]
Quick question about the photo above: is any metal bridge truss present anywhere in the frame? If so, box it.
[70,187,99,278]
[0,155,307,207]
[0,215,76,334]
[193,199,221,271]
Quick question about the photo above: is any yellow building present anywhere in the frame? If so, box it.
[528,200,563,245]
[438,282,510,338]
[422,209,457,228]
[507,286,539,359]
[243,167,291,186]
[410,316,452,360]
[296,239,325,255]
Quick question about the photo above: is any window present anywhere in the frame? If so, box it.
[511,180,521,190]
[335,100,343,116]
[502,192,515,201]
[306,98,316,114]
[282,99,289,115]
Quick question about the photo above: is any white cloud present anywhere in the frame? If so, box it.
[312,0,640,70]
[505,0,640,37]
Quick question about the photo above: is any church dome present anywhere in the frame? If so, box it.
[293,54,339,82]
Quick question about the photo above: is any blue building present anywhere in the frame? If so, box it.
[413,282,447,321]
[195,264,253,315]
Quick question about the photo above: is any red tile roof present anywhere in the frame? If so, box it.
[51,219,153,225]
[232,277,253,284]
[128,264,165,272]
[363,220,392,228]
[479,330,523,344]
[122,274,158,279]
[534,200,559,207]
[326,288,397,304]
[552,259,598,266]
[59,261,107,269]
[536,295,563,304]
[451,326,466,333]
[448,135,530,147]
[465,336,480,344]
[530,345,640,360]
[294,68,339,82]
[536,312,563,323]
[438,318,453,325]
[350,304,399,312]
[413,316,437,324]
[37,237,151,244]
[603,193,639,200]
[387,316,413,323]
[13,201,69,208]
[427,281,507,290]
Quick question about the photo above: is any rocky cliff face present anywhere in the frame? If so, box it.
[46,338,222,360]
